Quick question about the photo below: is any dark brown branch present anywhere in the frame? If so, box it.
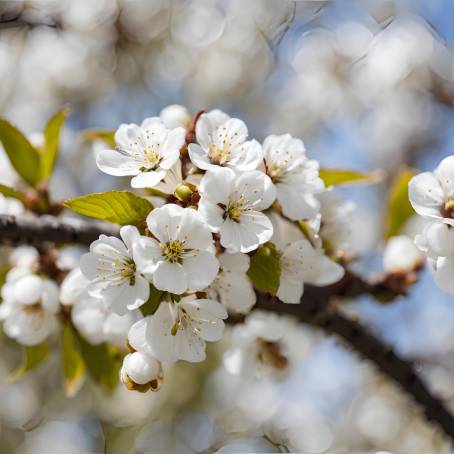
[0,214,453,443]
[0,215,118,246]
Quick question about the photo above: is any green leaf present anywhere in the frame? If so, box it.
[64,191,153,225]
[247,242,281,295]
[81,129,116,147]
[319,168,383,187]
[0,118,41,187]
[385,168,416,239]
[140,285,163,316]
[61,324,86,398]
[9,342,49,381]
[0,183,26,202]
[40,108,70,180]
[76,332,122,392]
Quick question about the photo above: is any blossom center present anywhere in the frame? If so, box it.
[223,197,247,223]
[139,147,162,171]
[208,144,230,166]
[257,338,288,371]
[162,240,185,263]
[22,302,43,314]
[266,160,286,183]
[442,197,454,218]
[116,258,137,285]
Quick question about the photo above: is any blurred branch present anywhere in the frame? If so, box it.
[254,294,454,442]
[0,214,453,443]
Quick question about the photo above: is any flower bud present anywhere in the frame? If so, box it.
[120,352,163,393]
[174,183,193,202]
[383,235,423,274]
[159,104,191,129]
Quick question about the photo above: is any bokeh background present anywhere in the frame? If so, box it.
[1,0,454,453]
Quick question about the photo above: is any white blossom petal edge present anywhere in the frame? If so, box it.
[96,117,185,188]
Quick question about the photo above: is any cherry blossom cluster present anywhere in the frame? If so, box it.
[62,105,349,392]
[409,156,454,294]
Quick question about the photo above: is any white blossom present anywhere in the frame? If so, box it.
[383,235,423,274]
[207,252,256,314]
[277,239,344,304]
[262,134,324,221]
[198,167,275,253]
[408,155,454,225]
[120,351,163,391]
[159,104,191,129]
[9,246,39,270]
[223,311,289,378]
[0,272,59,346]
[96,117,185,188]
[80,226,149,315]
[129,297,227,363]
[133,204,219,294]
[188,110,262,171]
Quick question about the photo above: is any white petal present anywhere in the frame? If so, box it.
[60,268,88,305]
[277,184,320,220]
[153,261,188,294]
[131,170,167,188]
[188,143,212,170]
[435,257,454,294]
[133,236,162,274]
[199,167,234,203]
[182,251,219,290]
[14,275,42,305]
[277,275,304,304]
[120,225,141,252]
[96,150,140,176]
[408,172,444,219]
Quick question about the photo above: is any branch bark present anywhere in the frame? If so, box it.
[0,214,453,443]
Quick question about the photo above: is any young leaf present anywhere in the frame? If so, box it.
[9,342,49,381]
[319,168,383,187]
[0,118,41,187]
[61,323,86,398]
[76,333,122,392]
[385,168,416,239]
[247,242,281,295]
[0,183,26,202]
[64,191,153,225]
[140,285,163,316]
[81,129,116,147]
[40,108,70,180]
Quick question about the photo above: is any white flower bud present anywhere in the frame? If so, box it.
[9,246,39,269]
[13,274,43,305]
[159,104,191,129]
[120,352,163,392]
[383,235,423,273]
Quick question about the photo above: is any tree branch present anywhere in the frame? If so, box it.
[0,214,453,443]
[0,215,118,246]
